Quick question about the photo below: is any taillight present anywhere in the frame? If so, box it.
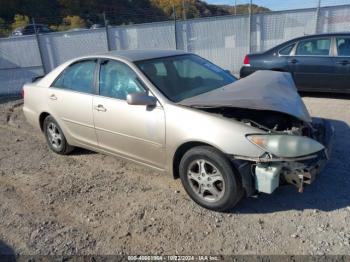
[243,55,250,66]
[21,88,25,98]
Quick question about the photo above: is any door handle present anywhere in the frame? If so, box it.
[288,58,298,64]
[336,60,349,65]
[94,104,107,112]
[49,94,57,100]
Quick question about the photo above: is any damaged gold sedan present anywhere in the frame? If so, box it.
[23,50,333,211]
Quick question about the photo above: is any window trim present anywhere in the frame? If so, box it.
[294,37,333,57]
[334,36,350,58]
[50,58,99,95]
[96,58,150,102]
[278,42,296,57]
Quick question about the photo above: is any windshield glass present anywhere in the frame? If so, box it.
[136,54,236,102]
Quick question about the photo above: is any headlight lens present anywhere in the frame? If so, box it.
[247,134,324,157]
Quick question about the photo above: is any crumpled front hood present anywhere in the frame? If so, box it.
[178,70,312,123]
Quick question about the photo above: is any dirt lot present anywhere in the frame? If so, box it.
[0,95,349,256]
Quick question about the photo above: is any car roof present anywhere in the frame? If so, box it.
[281,32,350,45]
[99,49,188,62]
[267,32,350,52]
[293,32,350,41]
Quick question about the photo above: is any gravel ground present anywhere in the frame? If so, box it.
[0,95,349,256]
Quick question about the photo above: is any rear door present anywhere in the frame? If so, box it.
[288,37,334,91]
[333,36,350,92]
[92,59,166,168]
[48,59,98,148]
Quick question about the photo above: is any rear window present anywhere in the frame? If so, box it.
[279,43,294,55]
[52,60,96,94]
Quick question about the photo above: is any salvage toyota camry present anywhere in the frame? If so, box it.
[23,50,333,211]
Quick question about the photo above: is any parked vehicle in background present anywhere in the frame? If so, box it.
[22,50,333,211]
[12,24,53,36]
[240,33,350,93]
[90,24,104,29]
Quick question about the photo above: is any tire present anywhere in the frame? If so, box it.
[179,146,243,212]
[43,115,74,155]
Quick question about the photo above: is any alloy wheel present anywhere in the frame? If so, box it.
[187,159,225,202]
[47,122,63,150]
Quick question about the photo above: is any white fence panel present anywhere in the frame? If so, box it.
[0,67,44,95]
[0,36,43,95]
[177,15,250,73]
[39,28,108,72]
[318,4,350,33]
[0,35,41,69]
[108,21,176,50]
[251,9,317,52]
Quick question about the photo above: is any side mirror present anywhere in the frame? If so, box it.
[224,69,233,76]
[127,92,157,107]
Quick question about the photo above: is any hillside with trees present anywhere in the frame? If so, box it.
[0,0,270,37]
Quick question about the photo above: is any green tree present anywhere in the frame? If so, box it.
[11,14,30,30]
[57,15,86,31]
[150,0,271,19]
[0,17,10,37]
[222,4,270,15]
[151,0,201,19]
[0,0,21,22]
[0,0,270,33]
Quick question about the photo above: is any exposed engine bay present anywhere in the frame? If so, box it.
[198,107,331,195]
[201,107,313,137]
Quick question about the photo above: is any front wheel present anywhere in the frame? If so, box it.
[179,146,243,212]
[43,115,74,155]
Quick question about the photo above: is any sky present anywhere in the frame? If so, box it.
[206,0,349,11]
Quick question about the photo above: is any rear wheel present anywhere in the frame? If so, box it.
[43,115,74,155]
[179,146,243,212]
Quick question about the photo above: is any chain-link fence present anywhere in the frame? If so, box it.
[1,1,350,96]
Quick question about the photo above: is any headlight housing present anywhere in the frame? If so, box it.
[247,134,324,158]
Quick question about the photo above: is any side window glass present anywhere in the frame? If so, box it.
[296,38,331,56]
[279,43,294,55]
[336,37,350,56]
[41,26,50,33]
[99,60,146,100]
[52,60,96,94]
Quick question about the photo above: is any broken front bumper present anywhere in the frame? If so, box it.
[283,118,334,192]
[233,118,334,195]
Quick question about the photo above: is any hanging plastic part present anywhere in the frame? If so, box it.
[298,174,304,193]
[254,164,281,194]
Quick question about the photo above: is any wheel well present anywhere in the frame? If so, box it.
[172,141,216,179]
[172,141,249,196]
[39,112,50,132]
[271,68,285,72]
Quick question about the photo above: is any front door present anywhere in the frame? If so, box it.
[288,37,334,91]
[92,59,166,168]
[48,59,98,148]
